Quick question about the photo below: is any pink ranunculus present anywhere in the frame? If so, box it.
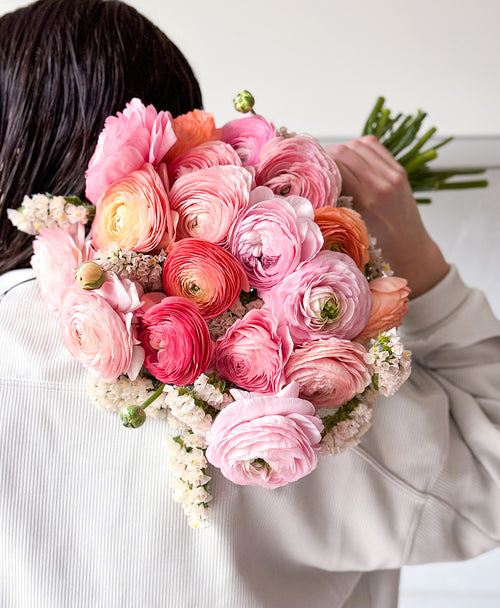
[91,164,172,253]
[167,140,242,184]
[355,276,410,344]
[31,224,92,312]
[85,98,176,204]
[285,338,372,409]
[221,114,277,166]
[212,308,293,394]
[228,189,323,291]
[205,382,323,488]
[262,250,372,344]
[59,272,144,383]
[137,295,213,385]
[169,165,252,245]
[254,135,342,208]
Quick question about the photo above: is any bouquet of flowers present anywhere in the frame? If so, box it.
[9,92,412,528]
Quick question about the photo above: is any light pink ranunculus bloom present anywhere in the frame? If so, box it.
[31,224,92,312]
[285,338,372,408]
[167,140,242,184]
[59,272,144,383]
[221,114,277,166]
[206,382,323,488]
[137,295,213,385]
[228,188,323,291]
[212,308,293,394]
[169,165,252,245]
[262,250,372,344]
[85,98,176,204]
[255,135,342,208]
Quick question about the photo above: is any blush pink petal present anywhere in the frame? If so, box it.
[167,140,242,184]
[221,114,277,166]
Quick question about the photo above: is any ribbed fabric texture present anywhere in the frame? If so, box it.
[1,269,499,607]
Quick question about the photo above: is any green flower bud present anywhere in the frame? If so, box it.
[233,90,255,114]
[120,405,147,429]
[75,261,105,290]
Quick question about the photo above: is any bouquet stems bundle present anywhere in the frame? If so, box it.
[362,96,488,203]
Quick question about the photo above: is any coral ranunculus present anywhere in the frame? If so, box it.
[91,164,172,253]
[206,382,323,488]
[138,295,213,385]
[255,135,342,209]
[221,114,277,166]
[163,110,218,163]
[314,206,370,271]
[85,98,176,204]
[285,338,372,408]
[162,239,249,319]
[169,165,252,245]
[355,276,410,344]
[212,308,293,394]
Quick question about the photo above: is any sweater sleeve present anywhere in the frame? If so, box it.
[400,265,500,563]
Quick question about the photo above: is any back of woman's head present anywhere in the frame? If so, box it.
[0,0,202,274]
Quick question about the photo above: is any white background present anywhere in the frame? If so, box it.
[1,0,499,605]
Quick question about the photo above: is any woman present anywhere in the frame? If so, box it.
[1,1,499,607]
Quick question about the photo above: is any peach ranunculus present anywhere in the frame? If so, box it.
[162,238,250,319]
[212,308,294,394]
[163,110,218,163]
[31,224,92,312]
[59,272,144,383]
[355,276,410,344]
[167,140,242,184]
[254,135,342,209]
[85,98,176,204]
[137,295,213,385]
[221,114,277,166]
[91,164,173,253]
[314,206,370,271]
[169,165,252,245]
[285,338,372,409]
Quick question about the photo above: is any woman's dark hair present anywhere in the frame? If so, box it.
[0,0,202,274]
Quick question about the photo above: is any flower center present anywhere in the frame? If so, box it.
[321,297,340,320]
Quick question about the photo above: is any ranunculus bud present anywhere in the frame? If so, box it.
[120,405,147,428]
[233,90,255,114]
[74,261,105,290]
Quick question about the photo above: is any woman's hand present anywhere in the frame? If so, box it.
[325,135,450,298]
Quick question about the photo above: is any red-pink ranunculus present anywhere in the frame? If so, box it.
[59,273,144,383]
[212,308,293,394]
[31,224,92,312]
[162,239,250,319]
[262,250,372,344]
[221,114,277,166]
[254,135,342,208]
[206,382,323,488]
[167,140,242,184]
[169,165,252,245]
[285,338,372,408]
[355,276,410,344]
[137,295,213,385]
[228,189,323,291]
[85,98,176,204]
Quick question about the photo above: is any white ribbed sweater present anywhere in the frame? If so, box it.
[1,267,499,608]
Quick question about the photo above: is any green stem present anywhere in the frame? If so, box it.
[398,127,436,166]
[141,383,166,409]
[404,149,438,174]
[362,96,385,135]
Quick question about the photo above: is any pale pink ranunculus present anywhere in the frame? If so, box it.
[137,295,213,385]
[254,135,342,208]
[355,276,410,344]
[167,140,242,184]
[169,165,252,245]
[206,382,323,488]
[221,114,277,166]
[85,98,176,204]
[212,308,293,394]
[285,338,372,408]
[262,250,372,344]
[31,224,92,312]
[228,188,323,291]
[59,272,144,383]
[91,164,173,253]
